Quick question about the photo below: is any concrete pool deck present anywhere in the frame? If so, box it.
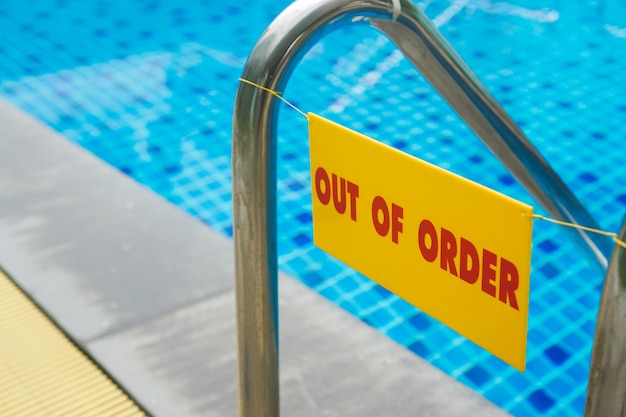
[0,99,510,416]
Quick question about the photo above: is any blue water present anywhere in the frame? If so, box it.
[1,1,625,416]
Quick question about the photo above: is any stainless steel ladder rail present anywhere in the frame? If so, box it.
[231,0,619,416]
[585,217,626,416]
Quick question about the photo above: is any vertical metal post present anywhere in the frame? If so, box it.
[232,1,613,416]
[232,4,399,415]
[585,217,626,417]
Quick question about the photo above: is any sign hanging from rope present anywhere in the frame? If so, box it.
[309,113,533,371]
[238,78,626,372]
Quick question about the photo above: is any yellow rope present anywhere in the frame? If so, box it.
[530,213,626,249]
[239,77,626,251]
[238,78,308,119]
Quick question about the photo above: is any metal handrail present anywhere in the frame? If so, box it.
[232,0,617,416]
[585,216,626,416]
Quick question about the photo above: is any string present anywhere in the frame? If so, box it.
[529,213,626,249]
[239,78,626,250]
[238,78,308,119]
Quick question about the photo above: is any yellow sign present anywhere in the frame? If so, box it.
[308,113,533,371]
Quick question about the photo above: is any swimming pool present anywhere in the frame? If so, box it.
[1,0,625,416]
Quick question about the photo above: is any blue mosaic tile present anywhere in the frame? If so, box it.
[571,394,586,415]
[538,239,559,254]
[301,271,325,289]
[566,362,589,383]
[546,376,576,399]
[363,307,395,328]
[507,372,531,391]
[562,332,586,352]
[463,364,491,388]
[528,389,556,413]
[484,383,514,408]
[408,340,431,358]
[295,212,312,224]
[544,344,571,366]
[408,313,432,331]
[539,263,560,279]
[389,297,417,316]
[319,285,341,302]
[510,402,536,417]
[353,290,379,309]
[372,284,393,299]
[333,276,358,293]
[291,233,311,247]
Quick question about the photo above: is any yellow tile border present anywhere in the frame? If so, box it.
[0,269,147,417]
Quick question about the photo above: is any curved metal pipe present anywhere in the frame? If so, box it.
[585,216,626,417]
[232,0,613,415]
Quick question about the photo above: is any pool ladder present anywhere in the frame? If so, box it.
[231,0,626,415]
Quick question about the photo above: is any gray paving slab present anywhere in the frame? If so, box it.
[0,99,510,416]
[0,99,233,342]
[89,276,510,417]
